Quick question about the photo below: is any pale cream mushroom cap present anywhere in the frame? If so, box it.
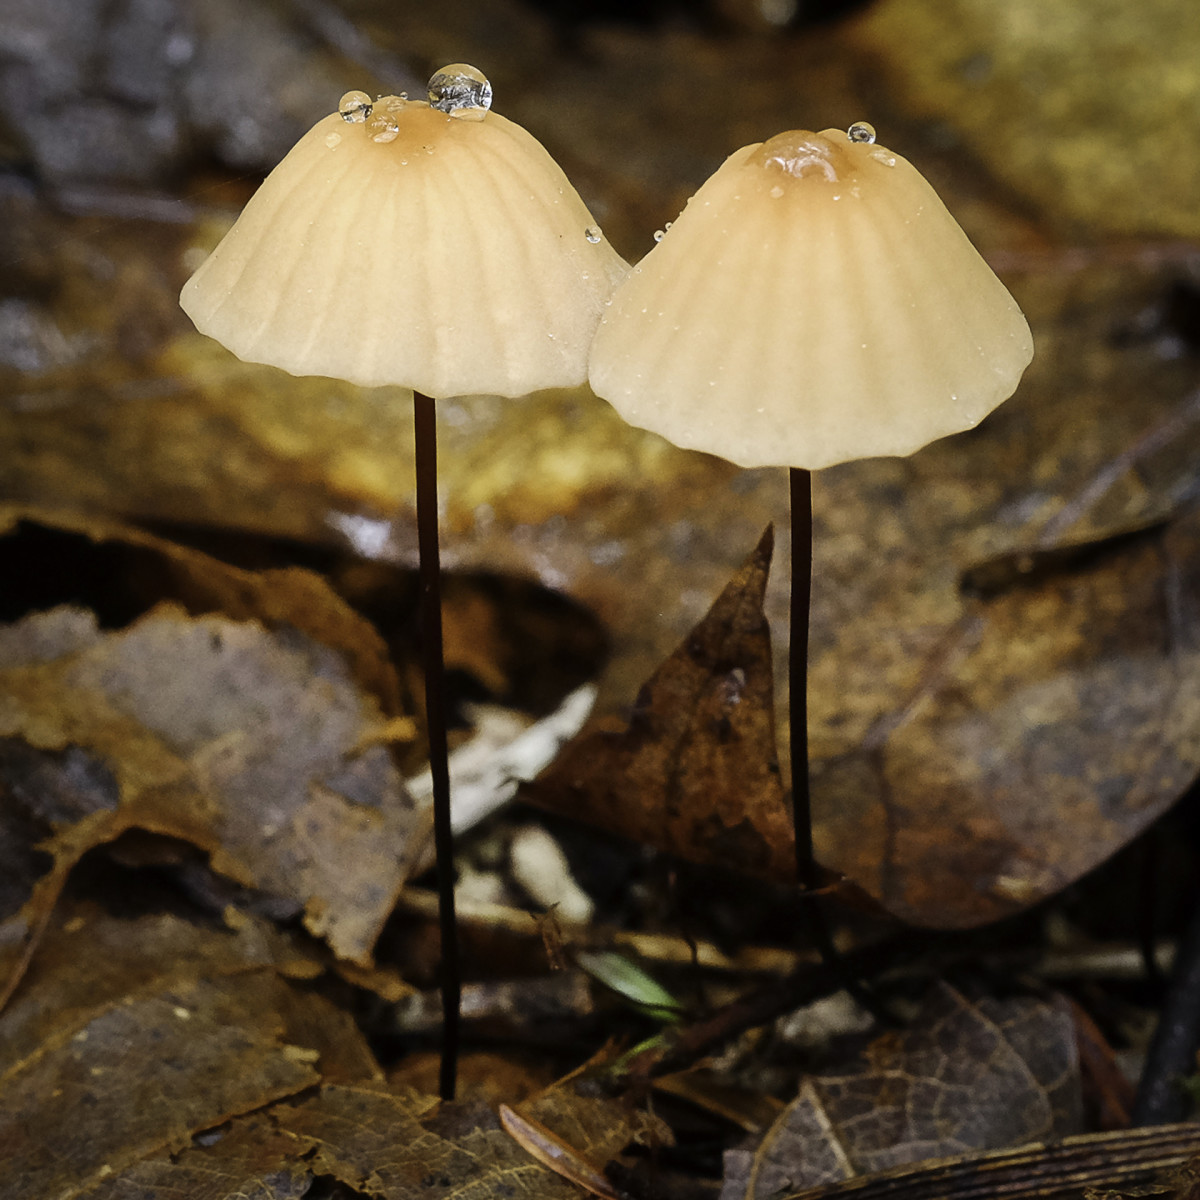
[181,97,628,398]
[588,129,1033,470]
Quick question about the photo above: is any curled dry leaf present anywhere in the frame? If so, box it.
[0,603,421,971]
[526,527,796,882]
[0,506,425,983]
[721,983,1082,1199]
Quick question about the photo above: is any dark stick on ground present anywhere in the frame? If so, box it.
[1133,879,1200,1124]
[618,927,937,1083]
[414,390,460,1101]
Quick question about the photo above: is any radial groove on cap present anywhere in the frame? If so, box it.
[588,129,1032,470]
[181,100,629,398]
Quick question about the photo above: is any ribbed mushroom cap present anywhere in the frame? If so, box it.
[181,95,628,398]
[588,128,1033,470]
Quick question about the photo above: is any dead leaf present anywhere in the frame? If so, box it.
[0,900,322,1075]
[500,1103,623,1200]
[722,983,1082,1198]
[0,970,321,1200]
[527,527,795,882]
[270,1071,663,1200]
[0,601,422,979]
[79,1114,314,1200]
[0,506,406,719]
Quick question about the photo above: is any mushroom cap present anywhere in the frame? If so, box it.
[181,98,628,399]
[588,129,1033,470]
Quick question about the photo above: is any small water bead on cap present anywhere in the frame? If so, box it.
[427,63,493,121]
[847,121,877,144]
[338,90,373,123]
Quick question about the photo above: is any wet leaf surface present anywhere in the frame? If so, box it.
[722,984,1083,1198]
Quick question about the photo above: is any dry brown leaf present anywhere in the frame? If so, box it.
[0,506,406,718]
[0,900,382,1200]
[0,970,321,1200]
[267,1069,665,1200]
[722,984,1082,1199]
[527,527,795,881]
[0,901,322,1075]
[79,1114,314,1200]
[0,601,422,977]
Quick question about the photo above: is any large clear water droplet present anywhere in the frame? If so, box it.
[428,64,492,120]
[584,226,601,244]
[339,90,373,123]
[847,121,876,144]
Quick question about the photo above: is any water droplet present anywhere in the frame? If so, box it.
[847,121,876,144]
[339,90,373,123]
[769,185,784,198]
[428,63,492,120]
[664,221,672,231]
[869,148,897,167]
[325,131,342,148]
[585,226,601,244]
[653,229,664,242]
[367,112,400,143]
[382,95,408,114]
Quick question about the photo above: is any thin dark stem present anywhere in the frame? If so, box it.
[788,468,889,1021]
[789,466,815,889]
[413,391,460,1101]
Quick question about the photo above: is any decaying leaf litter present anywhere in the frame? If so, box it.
[3,0,1200,1195]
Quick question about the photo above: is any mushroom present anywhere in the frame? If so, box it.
[588,124,1032,924]
[180,65,628,1097]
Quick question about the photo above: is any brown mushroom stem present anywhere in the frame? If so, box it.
[789,468,836,962]
[414,390,461,1101]
[789,466,815,891]
[790,470,889,1019]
